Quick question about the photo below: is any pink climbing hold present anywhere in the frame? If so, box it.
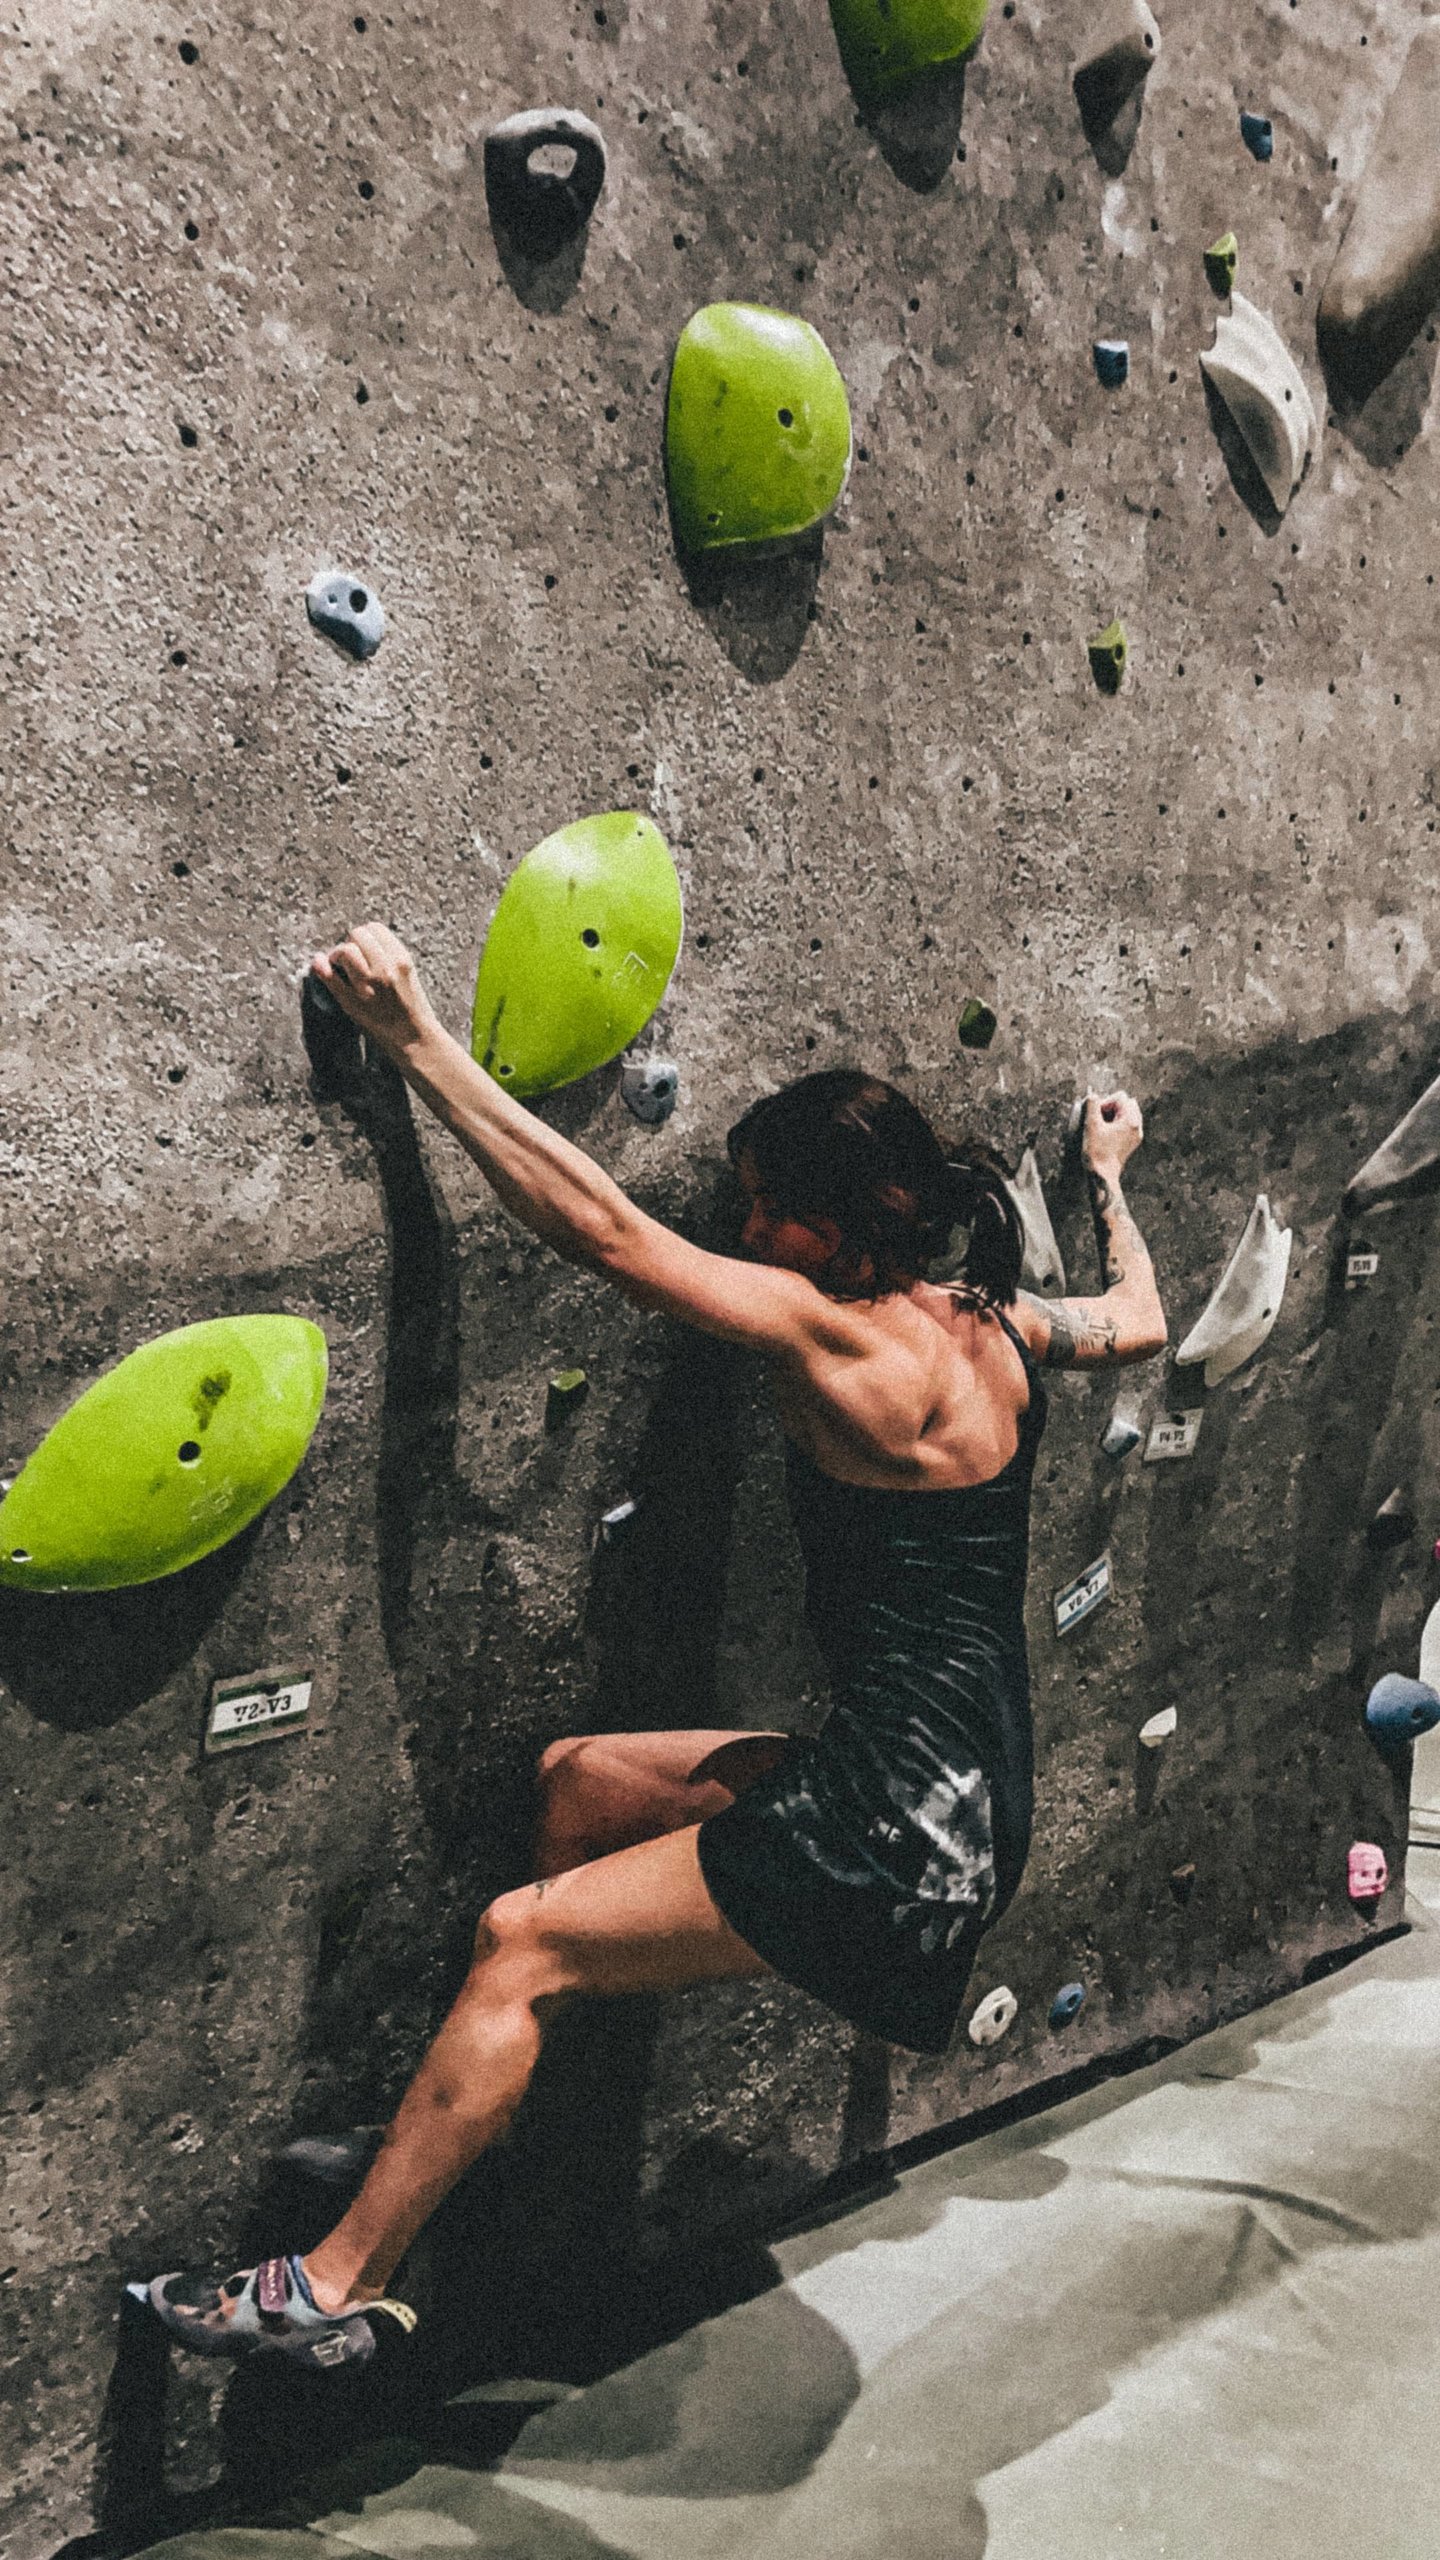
[1347,1841,1388,1906]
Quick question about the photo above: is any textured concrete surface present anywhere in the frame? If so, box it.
[124,1863,1440,2560]
[3,0,1440,2548]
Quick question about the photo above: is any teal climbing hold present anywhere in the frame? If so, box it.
[828,0,988,104]
[0,1316,328,1591]
[471,811,683,1098]
[665,304,853,556]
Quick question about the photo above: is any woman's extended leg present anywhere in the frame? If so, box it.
[302,1823,769,2310]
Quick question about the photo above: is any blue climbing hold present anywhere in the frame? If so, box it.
[1240,110,1273,162]
[1093,338,1130,388]
[1365,1672,1440,1747]
[1050,1981,1086,2027]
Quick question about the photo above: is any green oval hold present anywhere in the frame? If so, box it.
[829,0,989,104]
[471,811,683,1098]
[665,303,853,556]
[0,1315,328,1591]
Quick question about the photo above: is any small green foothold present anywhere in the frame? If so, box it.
[829,0,989,104]
[1087,618,1128,694]
[546,1368,589,1427]
[1204,231,1239,295]
[665,303,853,556]
[957,999,998,1050]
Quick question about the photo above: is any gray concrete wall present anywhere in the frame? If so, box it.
[1,0,1435,2546]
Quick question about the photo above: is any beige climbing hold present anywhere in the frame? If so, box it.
[1072,0,1161,173]
[1175,1193,1292,1388]
[1007,1147,1066,1296]
[1318,20,1440,406]
[1139,1706,1177,1749]
[1199,292,1319,516]
[1344,1061,1440,1215]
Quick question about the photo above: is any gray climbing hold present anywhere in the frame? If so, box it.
[1318,20,1440,406]
[1367,1487,1415,1550]
[1240,110,1273,162]
[1199,294,1319,517]
[1007,1147,1066,1295]
[1093,338,1130,388]
[276,2126,384,2187]
[1344,1062,1440,1214]
[306,569,385,662]
[620,1057,680,1126]
[484,106,607,253]
[597,1495,638,1544]
[1072,0,1161,175]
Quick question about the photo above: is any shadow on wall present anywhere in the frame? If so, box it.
[1324,322,1440,472]
[0,1526,259,1734]
[859,58,969,194]
[678,525,824,685]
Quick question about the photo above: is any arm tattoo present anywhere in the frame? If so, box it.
[1087,1168,1141,1289]
[1020,1291,1121,1366]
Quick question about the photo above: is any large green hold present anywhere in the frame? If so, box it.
[665,303,853,555]
[829,0,989,103]
[0,1315,328,1591]
[471,811,683,1098]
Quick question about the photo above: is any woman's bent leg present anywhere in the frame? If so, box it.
[533,1727,790,1875]
[303,1825,768,2309]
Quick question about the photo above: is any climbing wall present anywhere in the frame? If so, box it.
[4,0,1439,2545]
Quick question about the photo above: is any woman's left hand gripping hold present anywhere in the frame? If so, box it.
[311,923,441,1059]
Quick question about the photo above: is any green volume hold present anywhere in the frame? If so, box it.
[666,303,853,555]
[472,811,683,1098]
[830,0,989,102]
[0,1315,328,1590]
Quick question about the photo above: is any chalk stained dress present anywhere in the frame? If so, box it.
[696,1307,1047,2054]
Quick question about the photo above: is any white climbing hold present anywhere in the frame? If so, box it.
[306,569,385,662]
[1198,292,1319,516]
[1007,1147,1066,1296]
[1175,1192,1291,1388]
[620,1057,680,1126]
[1139,1705,1178,1749]
[1344,1062,1440,1214]
[1072,0,1161,174]
[967,1984,1019,2047]
[1101,1389,1144,1457]
[1420,1598,1440,1694]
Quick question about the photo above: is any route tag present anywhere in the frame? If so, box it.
[1345,1247,1379,1290]
[204,1665,312,1756]
[1054,1553,1112,1638]
[1143,1409,1204,1462]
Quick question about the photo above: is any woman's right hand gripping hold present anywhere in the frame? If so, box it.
[1014,1091,1167,1368]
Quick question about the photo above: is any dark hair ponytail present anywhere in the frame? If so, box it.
[942,1142,1024,1308]
[726,1070,1024,1306]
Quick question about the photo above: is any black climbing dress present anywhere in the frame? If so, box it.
[696,1307,1047,2054]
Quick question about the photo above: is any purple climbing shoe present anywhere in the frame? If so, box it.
[125,2251,415,2369]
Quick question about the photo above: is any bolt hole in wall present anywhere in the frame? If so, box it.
[177,1443,202,1467]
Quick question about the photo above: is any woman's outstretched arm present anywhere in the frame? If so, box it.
[311,924,852,1357]
[1013,1092,1168,1367]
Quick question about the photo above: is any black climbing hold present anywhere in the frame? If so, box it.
[957,999,997,1050]
[1240,110,1274,161]
[1367,1487,1415,1550]
[484,107,607,256]
[306,569,385,662]
[301,971,365,1099]
[1093,337,1130,388]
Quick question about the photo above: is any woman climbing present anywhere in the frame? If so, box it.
[131,922,1167,2367]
